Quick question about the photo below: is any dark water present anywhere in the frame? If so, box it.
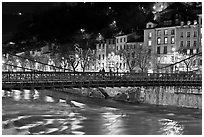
[2,89,202,135]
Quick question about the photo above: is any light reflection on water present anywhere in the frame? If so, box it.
[158,118,184,135]
[2,89,202,135]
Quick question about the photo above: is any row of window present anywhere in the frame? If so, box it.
[180,49,199,55]
[157,46,168,54]
[98,54,105,60]
[156,29,175,36]
[157,36,175,45]
[180,31,197,38]
[180,40,197,48]
[116,37,127,43]
[106,39,115,44]
[98,44,105,50]
[148,30,198,39]
[124,45,137,50]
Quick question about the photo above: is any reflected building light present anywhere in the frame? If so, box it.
[102,111,125,134]
[59,99,66,103]
[33,89,40,100]
[13,90,21,101]
[70,116,86,135]
[9,42,15,45]
[2,59,5,64]
[45,96,54,102]
[80,28,85,33]
[159,118,184,135]
[2,90,5,97]
[7,91,12,97]
[24,90,30,100]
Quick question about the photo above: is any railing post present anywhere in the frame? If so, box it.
[8,72,11,82]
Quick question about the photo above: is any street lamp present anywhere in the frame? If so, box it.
[172,47,176,73]
[115,62,119,76]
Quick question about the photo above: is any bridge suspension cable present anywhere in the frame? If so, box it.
[158,52,202,70]
[5,53,72,72]
[3,62,43,72]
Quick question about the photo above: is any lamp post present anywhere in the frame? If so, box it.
[172,47,176,73]
[116,62,119,76]
[62,57,65,72]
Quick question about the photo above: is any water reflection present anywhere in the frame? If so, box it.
[159,118,184,135]
[102,111,126,135]
[24,90,30,100]
[13,90,21,101]
[2,89,202,135]
[45,96,55,103]
[33,89,40,100]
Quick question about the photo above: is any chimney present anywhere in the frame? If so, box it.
[187,21,191,25]
[194,20,198,25]
[180,21,184,26]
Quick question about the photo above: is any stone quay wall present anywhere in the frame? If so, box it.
[57,86,202,109]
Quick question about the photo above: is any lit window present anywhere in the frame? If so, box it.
[148,32,152,38]
[164,37,168,44]
[187,49,190,54]
[157,38,161,45]
[193,49,197,54]
[171,36,175,44]
[148,40,152,46]
[164,29,168,35]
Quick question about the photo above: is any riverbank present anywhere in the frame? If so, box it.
[56,86,202,109]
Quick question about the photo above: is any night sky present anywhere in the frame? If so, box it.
[2,2,154,43]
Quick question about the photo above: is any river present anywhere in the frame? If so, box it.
[2,89,202,135]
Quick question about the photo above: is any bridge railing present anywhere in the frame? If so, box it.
[2,71,202,83]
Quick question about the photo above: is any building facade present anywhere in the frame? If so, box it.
[144,18,202,73]
[96,41,107,71]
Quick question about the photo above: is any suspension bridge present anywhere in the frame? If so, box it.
[2,52,202,91]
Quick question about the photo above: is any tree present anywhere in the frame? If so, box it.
[135,46,151,73]
[182,56,195,73]
[118,45,151,73]
[118,49,136,72]
[79,48,95,72]
[58,43,80,72]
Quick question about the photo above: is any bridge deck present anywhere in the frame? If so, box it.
[2,72,202,90]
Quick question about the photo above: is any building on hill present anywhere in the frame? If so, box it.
[144,12,202,73]
[154,2,201,27]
